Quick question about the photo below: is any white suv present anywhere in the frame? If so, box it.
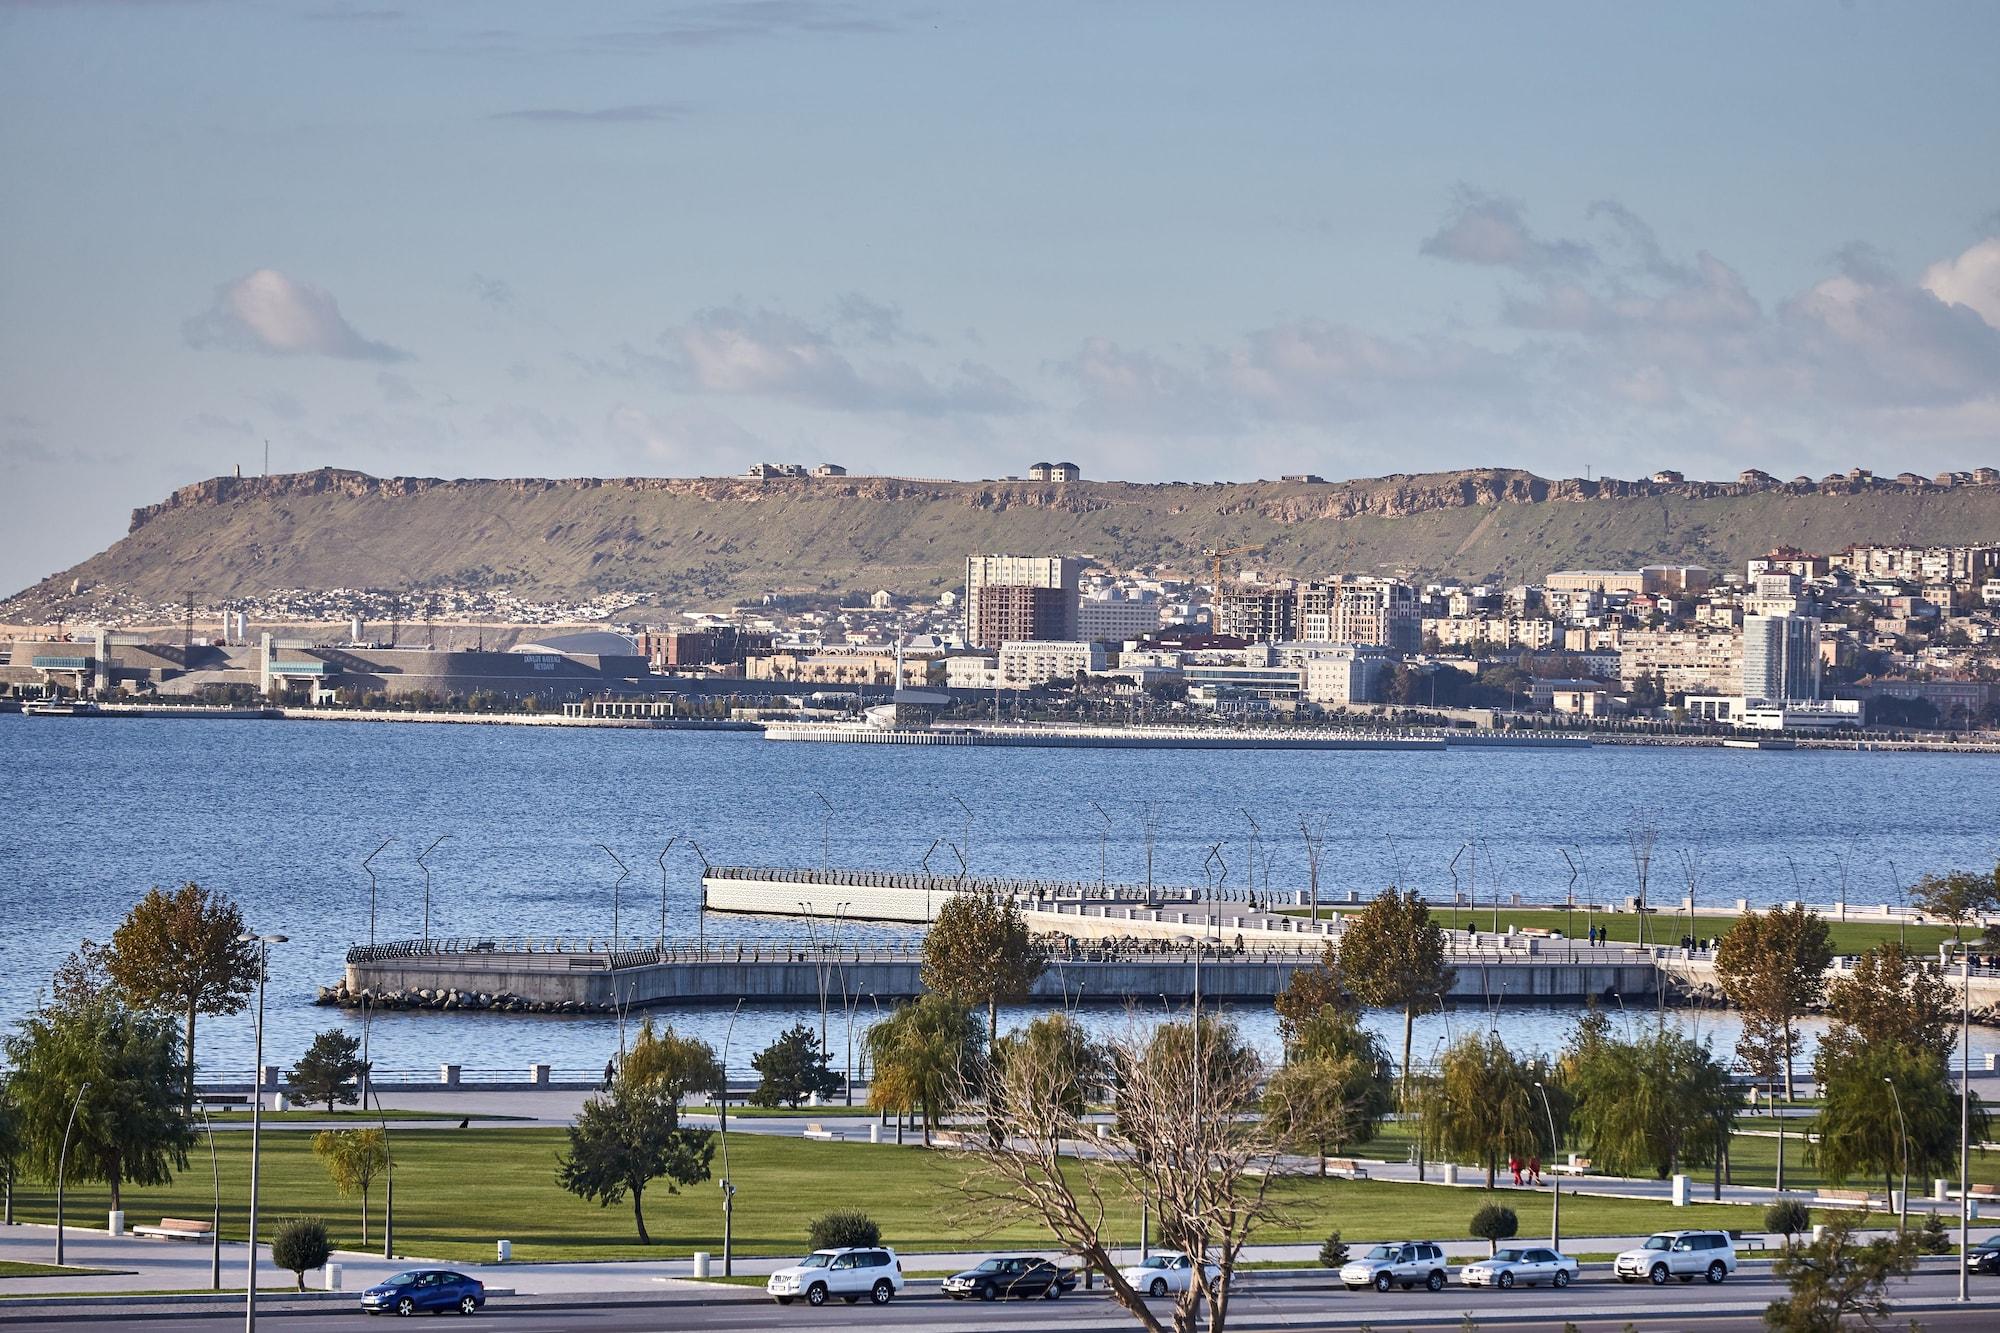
[766,1248,904,1307]
[1614,1231,1736,1285]
[1339,1241,1451,1292]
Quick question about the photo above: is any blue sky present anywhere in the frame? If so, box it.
[3,1,1999,595]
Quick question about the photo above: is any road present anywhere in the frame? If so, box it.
[9,1267,1995,1332]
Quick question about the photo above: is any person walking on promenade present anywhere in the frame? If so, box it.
[1509,1155,1523,1186]
[1528,1154,1543,1186]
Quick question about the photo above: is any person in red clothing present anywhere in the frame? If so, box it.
[1528,1154,1543,1186]
[1509,1155,1523,1186]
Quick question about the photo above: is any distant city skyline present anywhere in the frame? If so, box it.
[4,1,1999,596]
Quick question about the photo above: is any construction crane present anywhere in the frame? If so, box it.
[1201,544,1261,626]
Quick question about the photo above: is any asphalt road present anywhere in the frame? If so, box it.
[9,1268,1997,1333]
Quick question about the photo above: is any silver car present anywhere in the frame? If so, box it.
[1338,1241,1450,1292]
[1460,1246,1580,1290]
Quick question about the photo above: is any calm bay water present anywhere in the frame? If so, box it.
[4,714,1997,1078]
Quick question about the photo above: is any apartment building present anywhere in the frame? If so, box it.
[1296,577,1421,652]
[963,555,1083,648]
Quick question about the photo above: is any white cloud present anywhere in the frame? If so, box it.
[1921,236,2000,329]
[1420,188,1594,273]
[183,269,409,362]
[606,404,759,470]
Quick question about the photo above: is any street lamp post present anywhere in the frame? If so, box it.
[813,789,833,873]
[239,931,288,1333]
[656,836,680,951]
[1089,800,1110,887]
[951,795,973,876]
[199,1105,222,1288]
[1534,1081,1561,1251]
[1883,1076,1909,1231]
[1960,940,1971,1304]
[362,837,394,949]
[360,998,394,1260]
[53,1082,88,1266]
[718,999,744,1277]
[415,835,450,946]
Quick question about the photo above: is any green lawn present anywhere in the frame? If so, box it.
[208,1110,504,1123]
[0,1261,123,1279]
[0,1128,1768,1264]
[1284,906,1954,956]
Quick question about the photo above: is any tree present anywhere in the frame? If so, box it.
[748,1023,843,1108]
[1338,888,1455,1104]
[270,1217,331,1292]
[2,989,192,1211]
[990,1013,1108,1133]
[807,1209,881,1249]
[1567,1028,1737,1180]
[1814,1044,1982,1199]
[0,1081,20,1226]
[311,1128,387,1245]
[103,883,259,1107]
[1910,866,2000,947]
[1762,1212,1916,1332]
[866,996,983,1144]
[958,1016,1281,1333]
[1714,906,1833,1100]
[1263,1008,1392,1171]
[1764,1200,1810,1252]
[1818,943,1955,1068]
[288,1030,364,1113]
[1469,1203,1518,1256]
[1317,1230,1348,1269]
[623,1018,723,1104]
[920,890,1050,1045]
[556,1078,714,1244]
[1272,942,1352,1047]
[1419,1033,1538,1188]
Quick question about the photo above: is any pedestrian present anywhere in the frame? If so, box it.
[1509,1155,1523,1186]
[1529,1154,1543,1186]
[603,1058,615,1089]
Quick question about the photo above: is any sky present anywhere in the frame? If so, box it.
[3,1,1999,596]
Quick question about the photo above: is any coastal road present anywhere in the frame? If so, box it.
[11,1268,1996,1331]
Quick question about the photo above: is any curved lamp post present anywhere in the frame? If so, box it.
[53,1081,88,1266]
[362,837,394,949]
[199,1104,221,1288]
[1534,1080,1561,1251]
[239,931,287,1333]
[717,999,744,1276]
[415,836,451,946]
[1883,1075,1909,1232]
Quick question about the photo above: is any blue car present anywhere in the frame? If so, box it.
[360,1269,485,1316]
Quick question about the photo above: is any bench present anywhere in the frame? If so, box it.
[1552,1157,1593,1175]
[1971,1183,1999,1198]
[195,1095,250,1111]
[1323,1157,1370,1179]
[801,1123,842,1141]
[1814,1188,1883,1208]
[133,1217,214,1242]
[1727,1231,1768,1251]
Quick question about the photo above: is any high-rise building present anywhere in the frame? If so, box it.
[1296,577,1421,652]
[963,555,1082,648]
[1077,591,1163,644]
[1214,586,1297,644]
[1741,613,1821,702]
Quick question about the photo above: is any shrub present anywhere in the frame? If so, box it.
[1318,1229,1349,1269]
[807,1209,881,1250]
[1764,1199,1811,1250]
[1915,1212,1951,1255]
[1469,1203,1518,1255]
[270,1217,331,1291]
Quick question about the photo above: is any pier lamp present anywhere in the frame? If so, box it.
[415,836,451,946]
[238,931,288,1333]
[1883,1076,1909,1231]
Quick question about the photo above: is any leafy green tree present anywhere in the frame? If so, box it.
[919,890,1050,1045]
[1264,1008,1392,1170]
[288,1029,364,1113]
[1317,1230,1349,1268]
[866,996,983,1144]
[622,1018,723,1104]
[2,988,192,1210]
[1819,944,1955,1068]
[556,1078,715,1244]
[1272,942,1353,1047]
[1764,1199,1810,1252]
[1338,888,1455,1102]
[990,1012,1107,1128]
[270,1217,331,1291]
[1909,866,2000,944]
[1714,906,1833,1100]
[1762,1212,1916,1332]
[807,1209,880,1249]
[748,1023,843,1108]
[1814,1044,1982,1199]
[311,1128,387,1245]
[1420,1033,1538,1188]
[0,1080,20,1225]
[1568,1028,1737,1179]
[1470,1203,1518,1255]
[103,883,259,1107]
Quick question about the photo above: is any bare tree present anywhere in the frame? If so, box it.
[1627,811,1659,947]
[951,1015,1285,1333]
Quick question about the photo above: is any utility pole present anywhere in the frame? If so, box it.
[239,931,288,1333]
[1535,1081,1560,1251]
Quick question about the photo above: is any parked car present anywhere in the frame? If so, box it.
[1339,1241,1450,1292]
[1460,1247,1580,1290]
[941,1255,1077,1300]
[766,1247,904,1307]
[1614,1231,1737,1285]
[359,1269,485,1316]
[1965,1236,2000,1275]
[1117,1252,1221,1297]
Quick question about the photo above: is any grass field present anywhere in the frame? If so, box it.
[0,1261,122,1280]
[208,1110,505,1123]
[0,1129,1769,1264]
[1282,905,1955,956]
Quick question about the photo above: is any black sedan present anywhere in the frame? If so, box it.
[1966,1237,2000,1275]
[360,1269,486,1316]
[940,1256,1077,1300]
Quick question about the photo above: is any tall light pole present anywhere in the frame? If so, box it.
[656,836,680,951]
[1090,800,1111,887]
[53,1082,88,1266]
[360,996,394,1260]
[415,835,450,946]
[362,836,394,949]
[718,998,744,1277]
[239,931,288,1333]
[812,788,833,873]
[199,1104,222,1288]
[599,845,630,961]
[1883,1076,1909,1231]
[951,795,973,877]
[688,840,710,954]
[1534,1081,1561,1251]
[1960,937,1971,1304]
